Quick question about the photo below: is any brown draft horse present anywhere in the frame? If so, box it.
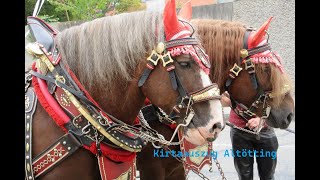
[25,2,224,179]
[136,18,295,180]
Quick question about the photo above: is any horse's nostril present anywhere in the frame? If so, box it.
[212,122,222,130]
[287,113,294,122]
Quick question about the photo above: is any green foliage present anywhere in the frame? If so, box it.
[47,0,109,21]
[25,0,67,24]
[116,0,140,13]
[38,14,60,22]
[25,0,147,23]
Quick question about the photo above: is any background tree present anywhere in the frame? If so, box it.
[26,0,146,23]
[115,0,146,13]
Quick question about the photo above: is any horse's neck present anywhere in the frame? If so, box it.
[88,80,145,125]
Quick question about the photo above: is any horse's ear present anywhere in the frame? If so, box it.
[178,0,192,21]
[163,0,191,41]
[164,0,179,40]
[248,17,273,48]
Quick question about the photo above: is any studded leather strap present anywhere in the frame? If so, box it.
[32,133,82,178]
[25,87,37,180]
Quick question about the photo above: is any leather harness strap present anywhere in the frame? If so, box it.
[32,133,82,178]
[225,29,272,124]
[25,87,37,180]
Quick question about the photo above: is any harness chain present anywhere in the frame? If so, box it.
[139,107,227,180]
[164,146,227,180]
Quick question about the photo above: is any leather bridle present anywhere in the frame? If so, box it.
[225,29,274,126]
[138,37,221,130]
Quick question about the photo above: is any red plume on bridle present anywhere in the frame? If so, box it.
[163,0,192,41]
[248,17,273,49]
[163,0,210,74]
[247,17,285,73]
[178,0,192,21]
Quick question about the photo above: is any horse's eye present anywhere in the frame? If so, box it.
[178,61,191,68]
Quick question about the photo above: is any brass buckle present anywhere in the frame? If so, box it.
[161,51,174,67]
[147,50,161,66]
[244,58,255,73]
[54,75,66,88]
[229,63,243,78]
[243,110,256,118]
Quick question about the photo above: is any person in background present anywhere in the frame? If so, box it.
[221,92,279,180]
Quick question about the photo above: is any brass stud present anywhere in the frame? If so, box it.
[240,49,248,59]
[97,126,101,130]
[26,143,29,152]
[125,142,128,145]
[26,115,30,119]
[27,163,31,172]
[62,141,66,145]
[29,176,32,179]
[26,155,30,159]
[68,147,71,150]
[156,42,165,54]
[26,123,30,132]
[26,135,30,139]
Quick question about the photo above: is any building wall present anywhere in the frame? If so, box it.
[233,0,295,95]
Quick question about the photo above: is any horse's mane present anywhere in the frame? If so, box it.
[56,11,164,91]
[192,19,292,107]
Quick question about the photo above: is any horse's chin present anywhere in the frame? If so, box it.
[184,127,217,146]
[266,113,292,129]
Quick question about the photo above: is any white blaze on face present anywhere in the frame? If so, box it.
[185,70,224,145]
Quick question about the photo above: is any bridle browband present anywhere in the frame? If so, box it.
[225,29,273,135]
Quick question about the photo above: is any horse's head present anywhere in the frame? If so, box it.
[192,18,294,129]
[139,0,224,145]
[232,17,294,129]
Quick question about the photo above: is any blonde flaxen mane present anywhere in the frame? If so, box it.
[56,11,165,92]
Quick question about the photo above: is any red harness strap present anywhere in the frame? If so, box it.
[178,129,213,177]
[32,62,136,161]
[30,62,137,179]
[98,155,136,180]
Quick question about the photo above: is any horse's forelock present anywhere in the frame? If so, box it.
[56,11,165,92]
[192,19,246,88]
